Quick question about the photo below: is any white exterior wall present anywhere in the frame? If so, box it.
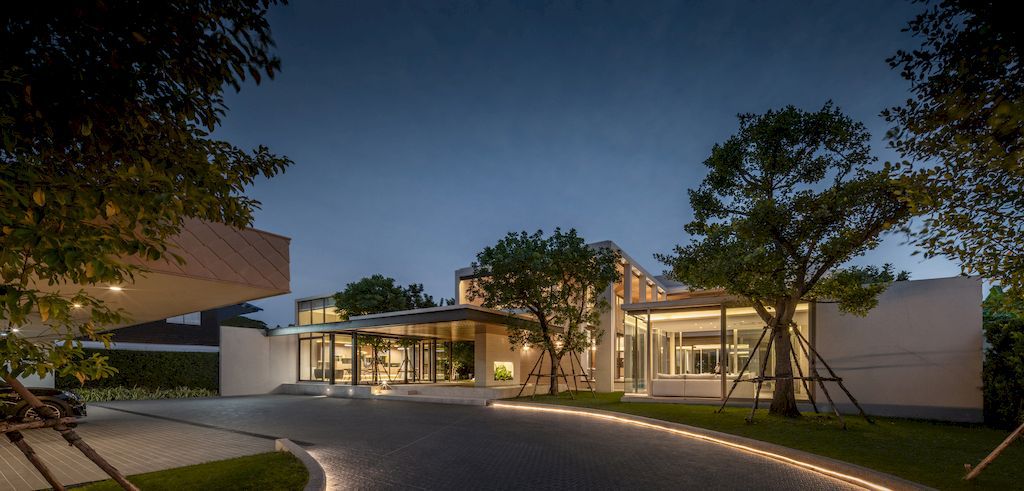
[220,326,297,396]
[475,330,523,387]
[816,276,983,422]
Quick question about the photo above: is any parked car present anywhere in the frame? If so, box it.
[0,386,87,421]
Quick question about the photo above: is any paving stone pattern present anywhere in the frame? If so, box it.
[0,406,272,491]
[99,395,861,490]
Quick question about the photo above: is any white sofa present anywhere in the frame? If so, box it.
[650,374,718,398]
[650,374,757,398]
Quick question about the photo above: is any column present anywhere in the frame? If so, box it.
[622,263,632,304]
[596,284,617,392]
[638,275,647,303]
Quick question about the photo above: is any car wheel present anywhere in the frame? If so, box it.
[20,401,66,422]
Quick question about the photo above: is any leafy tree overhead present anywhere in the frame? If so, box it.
[885,1,1024,303]
[469,229,620,395]
[332,274,440,320]
[658,103,910,418]
[981,287,1024,428]
[0,1,289,487]
[1,0,290,383]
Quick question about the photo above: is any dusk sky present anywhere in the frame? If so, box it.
[217,0,961,327]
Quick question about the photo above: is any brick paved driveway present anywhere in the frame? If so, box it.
[0,405,272,491]
[99,395,860,490]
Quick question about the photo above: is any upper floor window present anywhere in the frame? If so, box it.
[166,311,201,325]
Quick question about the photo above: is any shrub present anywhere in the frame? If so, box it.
[56,349,218,391]
[982,287,1024,428]
[494,364,513,381]
[73,386,217,403]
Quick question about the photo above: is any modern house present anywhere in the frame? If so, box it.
[22,219,291,388]
[221,241,983,422]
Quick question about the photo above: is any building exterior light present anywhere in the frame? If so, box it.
[108,286,123,292]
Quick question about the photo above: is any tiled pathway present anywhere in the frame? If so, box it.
[0,406,272,491]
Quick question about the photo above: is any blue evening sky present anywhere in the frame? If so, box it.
[217,1,960,327]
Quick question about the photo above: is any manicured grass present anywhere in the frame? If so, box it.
[75,451,308,491]
[519,392,1023,490]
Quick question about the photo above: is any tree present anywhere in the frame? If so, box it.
[331,275,439,320]
[468,229,620,395]
[981,287,1024,428]
[657,103,910,417]
[1,2,289,488]
[885,1,1024,304]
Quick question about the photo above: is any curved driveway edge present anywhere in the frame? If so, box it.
[275,438,326,491]
[489,401,931,491]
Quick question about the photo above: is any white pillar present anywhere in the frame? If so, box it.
[638,275,647,303]
[596,284,617,392]
[622,263,632,304]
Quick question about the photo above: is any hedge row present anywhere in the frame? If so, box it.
[56,349,218,391]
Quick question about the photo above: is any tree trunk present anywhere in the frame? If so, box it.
[548,350,560,395]
[768,321,802,418]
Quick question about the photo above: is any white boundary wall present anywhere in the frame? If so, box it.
[220,326,297,396]
[816,276,983,422]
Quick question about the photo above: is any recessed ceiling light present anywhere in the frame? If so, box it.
[72,303,82,308]
[108,286,123,291]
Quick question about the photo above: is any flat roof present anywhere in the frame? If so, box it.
[267,304,535,338]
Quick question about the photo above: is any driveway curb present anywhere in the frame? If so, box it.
[275,438,326,491]
[489,401,932,491]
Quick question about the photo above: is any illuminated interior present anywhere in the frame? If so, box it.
[625,304,810,399]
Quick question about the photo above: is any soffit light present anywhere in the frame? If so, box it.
[108,286,123,292]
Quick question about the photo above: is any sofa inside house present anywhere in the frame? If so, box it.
[650,373,756,398]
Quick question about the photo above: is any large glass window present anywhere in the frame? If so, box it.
[333,334,353,383]
[297,297,342,326]
[725,305,810,400]
[623,312,648,393]
[298,332,330,382]
[615,296,625,381]
[648,308,723,398]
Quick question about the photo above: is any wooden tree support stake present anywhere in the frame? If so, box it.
[964,421,1024,481]
[6,431,65,491]
[718,324,874,428]
[718,327,768,413]
[3,374,139,491]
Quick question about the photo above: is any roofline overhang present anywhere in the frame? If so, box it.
[267,304,536,336]
[622,294,742,314]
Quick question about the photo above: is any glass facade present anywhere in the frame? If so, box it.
[298,330,463,385]
[624,303,810,400]
[298,332,330,382]
[297,297,343,326]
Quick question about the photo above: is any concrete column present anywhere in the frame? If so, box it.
[595,284,617,392]
[622,263,632,304]
[476,327,521,387]
[638,275,647,304]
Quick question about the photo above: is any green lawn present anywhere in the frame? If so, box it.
[75,451,308,491]
[518,392,1023,490]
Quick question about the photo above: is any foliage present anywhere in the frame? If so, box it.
[451,341,474,379]
[221,315,268,329]
[658,103,909,416]
[884,1,1024,303]
[0,2,289,384]
[77,452,308,491]
[982,287,1024,428]
[332,275,440,320]
[523,392,1024,490]
[469,229,620,393]
[73,386,217,403]
[55,349,218,391]
[493,364,513,382]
